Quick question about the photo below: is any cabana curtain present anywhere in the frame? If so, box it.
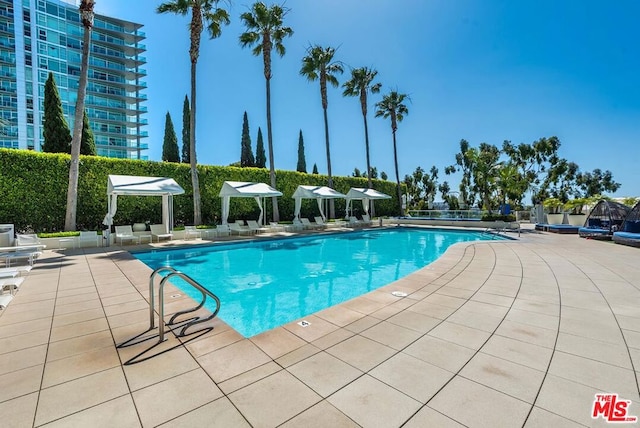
[219,181,283,225]
[102,175,185,245]
[344,188,392,217]
[291,185,346,221]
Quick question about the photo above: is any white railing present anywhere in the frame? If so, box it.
[405,209,487,220]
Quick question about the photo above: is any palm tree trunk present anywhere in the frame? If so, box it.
[392,130,403,216]
[265,77,279,221]
[363,111,374,216]
[322,106,335,219]
[190,60,201,225]
[64,2,92,231]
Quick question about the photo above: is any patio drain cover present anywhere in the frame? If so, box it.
[170,294,181,298]
[298,320,311,327]
[391,291,408,297]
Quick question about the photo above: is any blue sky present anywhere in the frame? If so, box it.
[100,0,640,198]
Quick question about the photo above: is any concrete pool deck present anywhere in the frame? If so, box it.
[1,226,639,427]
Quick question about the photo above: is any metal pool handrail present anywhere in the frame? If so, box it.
[149,266,221,343]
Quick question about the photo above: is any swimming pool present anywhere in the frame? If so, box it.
[134,228,506,337]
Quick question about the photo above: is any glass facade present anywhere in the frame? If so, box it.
[0,0,147,159]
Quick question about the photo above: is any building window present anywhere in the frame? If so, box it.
[38,29,46,41]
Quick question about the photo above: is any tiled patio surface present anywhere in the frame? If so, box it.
[1,226,639,427]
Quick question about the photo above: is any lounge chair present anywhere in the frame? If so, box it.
[300,218,321,230]
[285,219,304,232]
[361,214,373,226]
[229,222,253,235]
[313,216,330,229]
[16,234,42,246]
[247,220,269,234]
[1,250,42,267]
[78,231,100,247]
[0,277,24,295]
[216,224,231,237]
[115,225,139,245]
[184,226,201,240]
[0,293,13,309]
[0,266,32,278]
[349,216,364,227]
[150,224,173,242]
[269,222,285,232]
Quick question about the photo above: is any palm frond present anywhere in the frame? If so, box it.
[157,0,190,15]
[203,7,230,39]
[239,31,260,48]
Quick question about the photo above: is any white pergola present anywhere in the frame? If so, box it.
[345,187,392,217]
[291,185,346,221]
[219,181,283,226]
[102,175,185,244]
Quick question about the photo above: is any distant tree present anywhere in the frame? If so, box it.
[240,111,255,167]
[301,44,343,218]
[42,72,72,153]
[158,0,230,225]
[181,94,190,163]
[162,112,180,162]
[467,143,501,211]
[375,90,409,215]
[240,1,294,222]
[312,163,319,174]
[576,169,620,198]
[255,127,266,168]
[80,109,96,155]
[296,130,307,173]
[366,166,378,179]
[380,171,388,180]
[445,139,476,208]
[352,168,362,177]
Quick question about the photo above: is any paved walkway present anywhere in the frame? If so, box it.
[1,228,639,427]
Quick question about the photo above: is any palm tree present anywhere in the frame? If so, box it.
[300,45,343,218]
[64,0,95,231]
[240,1,293,222]
[342,66,381,214]
[158,0,230,225]
[375,91,409,216]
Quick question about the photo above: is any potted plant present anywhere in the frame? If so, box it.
[564,198,588,226]
[543,197,564,224]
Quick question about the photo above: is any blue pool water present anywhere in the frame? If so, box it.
[134,228,505,337]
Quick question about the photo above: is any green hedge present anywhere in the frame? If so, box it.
[0,149,401,232]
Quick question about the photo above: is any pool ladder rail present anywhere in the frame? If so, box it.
[117,266,221,365]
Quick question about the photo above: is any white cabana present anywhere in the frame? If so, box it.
[219,181,283,226]
[102,175,185,244]
[291,185,346,222]
[345,187,392,217]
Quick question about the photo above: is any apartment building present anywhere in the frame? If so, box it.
[0,0,147,159]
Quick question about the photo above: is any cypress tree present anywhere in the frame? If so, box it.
[42,72,71,153]
[162,112,180,162]
[80,109,96,155]
[255,127,267,168]
[296,129,307,173]
[240,111,255,167]
[181,94,190,163]
[312,163,319,174]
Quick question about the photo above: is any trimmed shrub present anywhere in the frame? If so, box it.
[0,149,401,232]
